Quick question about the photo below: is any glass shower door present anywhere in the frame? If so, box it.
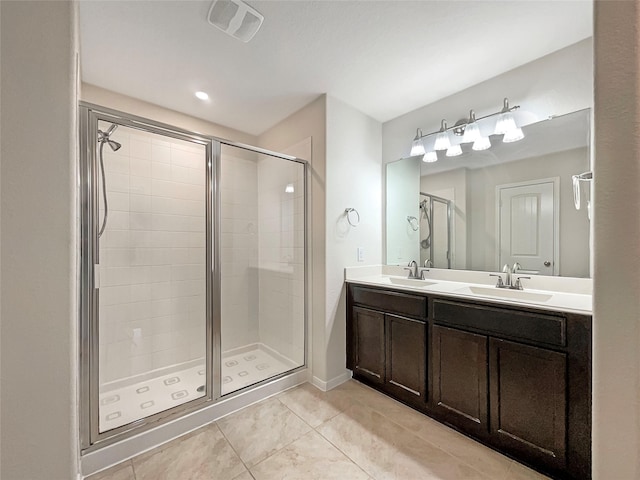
[218,144,306,395]
[91,118,211,435]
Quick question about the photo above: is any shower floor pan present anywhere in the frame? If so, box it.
[99,344,296,432]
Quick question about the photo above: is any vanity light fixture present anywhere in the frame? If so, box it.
[195,91,209,101]
[462,111,481,144]
[434,120,451,151]
[409,97,523,160]
[495,98,524,143]
[410,128,426,157]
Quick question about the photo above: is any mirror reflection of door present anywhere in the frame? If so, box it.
[497,179,558,275]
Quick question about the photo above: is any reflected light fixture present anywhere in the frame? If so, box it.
[434,120,451,151]
[422,151,438,163]
[503,126,524,143]
[446,144,462,157]
[472,136,491,151]
[410,128,426,156]
[195,91,209,101]
[285,183,294,193]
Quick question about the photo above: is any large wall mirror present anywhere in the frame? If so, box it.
[386,108,591,278]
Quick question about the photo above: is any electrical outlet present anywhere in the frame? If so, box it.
[357,247,364,262]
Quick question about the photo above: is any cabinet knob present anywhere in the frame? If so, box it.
[544,261,551,267]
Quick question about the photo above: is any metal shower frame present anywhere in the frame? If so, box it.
[420,192,453,269]
[78,102,309,452]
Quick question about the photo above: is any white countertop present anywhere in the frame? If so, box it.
[345,265,592,315]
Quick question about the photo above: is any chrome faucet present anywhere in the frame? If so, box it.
[502,263,512,287]
[404,260,419,279]
[424,259,434,268]
[490,263,530,290]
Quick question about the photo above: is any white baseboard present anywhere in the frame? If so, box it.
[311,370,352,392]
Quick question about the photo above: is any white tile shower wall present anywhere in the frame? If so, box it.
[98,126,207,387]
[220,150,260,351]
[257,157,305,365]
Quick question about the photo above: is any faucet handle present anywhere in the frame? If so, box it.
[513,276,530,290]
[489,273,505,287]
[419,268,430,280]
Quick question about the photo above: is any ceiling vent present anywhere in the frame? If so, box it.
[207,0,264,43]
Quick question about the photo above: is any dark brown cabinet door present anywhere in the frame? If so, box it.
[489,338,567,471]
[352,307,385,384]
[432,325,488,436]
[385,314,427,406]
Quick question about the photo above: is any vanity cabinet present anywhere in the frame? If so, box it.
[351,306,385,384]
[431,325,488,437]
[385,313,427,405]
[347,287,428,408]
[346,283,592,480]
[489,338,567,471]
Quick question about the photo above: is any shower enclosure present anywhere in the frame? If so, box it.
[419,192,452,269]
[79,104,307,450]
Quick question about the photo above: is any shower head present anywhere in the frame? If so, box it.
[98,123,121,151]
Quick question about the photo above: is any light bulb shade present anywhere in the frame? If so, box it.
[503,127,524,143]
[462,122,480,143]
[434,131,451,151]
[446,145,462,157]
[494,112,518,135]
[422,151,438,163]
[472,136,491,151]
[410,138,426,156]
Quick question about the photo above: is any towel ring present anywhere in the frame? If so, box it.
[407,215,419,231]
[345,208,360,227]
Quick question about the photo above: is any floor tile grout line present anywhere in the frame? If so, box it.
[311,412,378,480]
[322,382,499,480]
[218,397,311,475]
[214,421,256,479]
[341,382,518,480]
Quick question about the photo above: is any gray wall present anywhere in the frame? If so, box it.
[593,2,640,478]
[1,1,78,478]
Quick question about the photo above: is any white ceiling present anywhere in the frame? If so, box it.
[79,0,592,136]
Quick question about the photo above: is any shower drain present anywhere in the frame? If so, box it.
[197,385,205,393]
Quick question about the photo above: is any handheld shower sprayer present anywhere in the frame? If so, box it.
[97,123,121,237]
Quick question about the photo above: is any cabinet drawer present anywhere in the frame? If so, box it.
[351,286,427,319]
[433,299,565,347]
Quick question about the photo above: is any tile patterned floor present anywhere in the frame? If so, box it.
[88,380,551,480]
[100,346,294,432]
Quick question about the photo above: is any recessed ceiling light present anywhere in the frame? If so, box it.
[195,91,209,101]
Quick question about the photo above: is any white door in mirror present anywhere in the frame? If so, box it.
[498,180,556,275]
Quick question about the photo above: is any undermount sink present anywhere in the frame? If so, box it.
[387,277,438,288]
[455,285,553,303]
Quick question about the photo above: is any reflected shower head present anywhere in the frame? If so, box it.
[107,139,121,151]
